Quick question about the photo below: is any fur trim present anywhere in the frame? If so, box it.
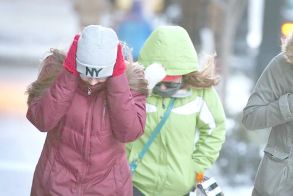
[282,32,293,64]
[144,63,166,91]
[26,49,148,105]
[125,61,149,96]
[26,49,64,105]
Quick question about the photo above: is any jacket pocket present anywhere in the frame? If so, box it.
[254,147,289,195]
[264,147,289,161]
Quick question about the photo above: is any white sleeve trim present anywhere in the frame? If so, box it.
[172,97,203,115]
[199,101,216,135]
[146,103,157,113]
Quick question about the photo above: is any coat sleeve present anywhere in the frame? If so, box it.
[242,57,293,130]
[191,87,226,173]
[26,69,78,132]
[106,73,146,143]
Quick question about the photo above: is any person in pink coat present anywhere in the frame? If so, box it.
[26,25,147,196]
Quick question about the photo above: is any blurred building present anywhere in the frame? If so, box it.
[74,0,111,29]
[115,0,153,60]
[280,0,293,37]
[255,0,286,81]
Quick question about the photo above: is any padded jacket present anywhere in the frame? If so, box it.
[27,69,146,196]
[242,53,293,196]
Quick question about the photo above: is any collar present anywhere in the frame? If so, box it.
[77,78,106,96]
[171,89,192,98]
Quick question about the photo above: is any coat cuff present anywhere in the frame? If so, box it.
[279,93,293,120]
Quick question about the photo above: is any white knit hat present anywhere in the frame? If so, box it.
[76,25,119,78]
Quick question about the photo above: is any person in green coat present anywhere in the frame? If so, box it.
[126,25,226,196]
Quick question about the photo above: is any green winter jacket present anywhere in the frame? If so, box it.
[126,26,226,196]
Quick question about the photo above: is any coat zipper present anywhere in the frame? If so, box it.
[162,98,166,109]
[78,86,94,195]
[88,87,92,95]
[84,96,94,160]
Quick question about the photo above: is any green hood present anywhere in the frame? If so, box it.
[138,26,198,75]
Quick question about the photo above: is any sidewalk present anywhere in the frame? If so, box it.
[0,0,78,115]
[0,1,77,195]
[0,0,78,62]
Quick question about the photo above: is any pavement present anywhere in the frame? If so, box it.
[0,0,77,195]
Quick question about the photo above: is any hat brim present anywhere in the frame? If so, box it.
[162,75,182,82]
[76,62,114,78]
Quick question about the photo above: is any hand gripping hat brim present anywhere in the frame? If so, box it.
[76,25,119,78]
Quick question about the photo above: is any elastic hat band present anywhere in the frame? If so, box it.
[76,63,114,78]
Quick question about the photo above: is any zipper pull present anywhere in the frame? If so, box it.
[88,87,92,95]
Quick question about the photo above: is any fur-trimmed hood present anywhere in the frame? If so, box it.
[26,49,148,105]
[282,32,293,64]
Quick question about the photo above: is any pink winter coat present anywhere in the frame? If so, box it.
[27,68,146,196]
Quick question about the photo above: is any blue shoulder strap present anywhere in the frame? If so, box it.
[129,98,176,173]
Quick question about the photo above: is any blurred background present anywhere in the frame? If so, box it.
[1,0,293,195]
